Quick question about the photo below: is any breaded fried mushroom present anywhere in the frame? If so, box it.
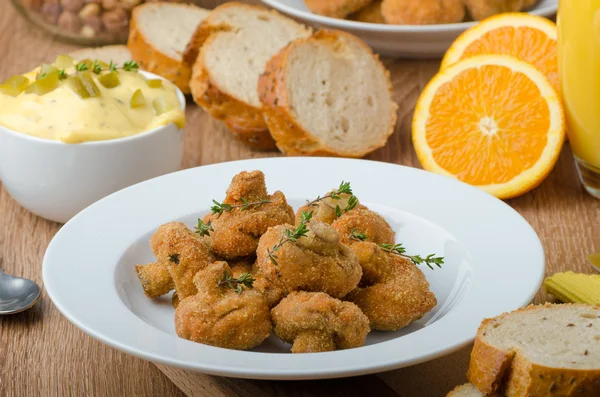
[463,0,527,21]
[175,262,272,350]
[331,208,395,245]
[305,0,374,19]
[349,1,386,24]
[135,261,174,298]
[254,220,362,306]
[272,291,370,353]
[345,242,437,331]
[381,0,465,25]
[206,171,295,260]
[150,222,215,301]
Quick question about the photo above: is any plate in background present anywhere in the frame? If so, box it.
[260,0,557,58]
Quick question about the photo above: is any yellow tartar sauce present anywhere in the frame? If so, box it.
[0,56,185,143]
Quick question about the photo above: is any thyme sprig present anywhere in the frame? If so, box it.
[210,198,271,217]
[267,211,313,266]
[75,59,139,74]
[306,181,358,219]
[306,181,353,207]
[168,253,180,264]
[350,229,444,270]
[195,219,213,237]
[217,271,255,294]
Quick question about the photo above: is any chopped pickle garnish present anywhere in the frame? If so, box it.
[78,72,101,97]
[25,72,59,95]
[38,64,59,80]
[146,79,163,88]
[67,75,89,99]
[153,96,171,115]
[54,55,75,69]
[0,75,30,96]
[130,89,146,108]
[75,59,93,72]
[98,72,120,88]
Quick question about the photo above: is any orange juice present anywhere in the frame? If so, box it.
[559,0,600,195]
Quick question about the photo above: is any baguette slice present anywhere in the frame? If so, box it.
[186,2,311,149]
[447,383,487,397]
[128,2,210,94]
[258,29,397,157]
[69,45,132,65]
[467,303,600,397]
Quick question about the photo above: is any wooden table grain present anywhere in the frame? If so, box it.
[0,2,598,396]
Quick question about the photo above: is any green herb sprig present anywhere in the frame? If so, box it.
[217,271,255,294]
[210,198,271,217]
[306,181,358,219]
[350,229,444,270]
[195,219,213,237]
[267,211,313,266]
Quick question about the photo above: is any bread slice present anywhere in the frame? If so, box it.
[258,29,397,157]
[69,45,132,65]
[128,2,210,94]
[185,2,312,149]
[447,383,488,397]
[467,303,600,397]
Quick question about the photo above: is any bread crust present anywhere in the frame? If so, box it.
[127,3,202,95]
[258,29,397,158]
[467,303,600,397]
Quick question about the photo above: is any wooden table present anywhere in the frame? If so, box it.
[1,2,598,396]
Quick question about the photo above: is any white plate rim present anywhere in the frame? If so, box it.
[260,0,557,33]
[42,157,545,380]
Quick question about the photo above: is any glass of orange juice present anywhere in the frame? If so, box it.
[559,0,600,198]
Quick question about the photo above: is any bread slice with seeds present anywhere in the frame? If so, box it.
[258,29,397,157]
[467,303,600,397]
[128,2,210,94]
[185,2,311,149]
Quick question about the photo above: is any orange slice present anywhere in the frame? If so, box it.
[412,55,565,199]
[441,13,558,94]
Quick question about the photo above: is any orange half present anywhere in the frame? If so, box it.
[441,13,558,94]
[413,55,564,199]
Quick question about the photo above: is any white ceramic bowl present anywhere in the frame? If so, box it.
[260,0,558,58]
[0,71,186,224]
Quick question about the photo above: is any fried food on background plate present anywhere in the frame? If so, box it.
[254,220,362,307]
[205,170,295,260]
[150,222,215,301]
[135,261,175,298]
[175,262,272,350]
[349,1,386,24]
[463,0,531,21]
[272,291,370,353]
[345,241,437,330]
[381,0,465,25]
[304,0,374,18]
[331,208,395,245]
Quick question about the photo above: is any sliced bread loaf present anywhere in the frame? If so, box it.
[128,2,210,94]
[258,29,397,157]
[447,383,488,397]
[467,303,600,397]
[186,2,312,149]
[69,45,132,65]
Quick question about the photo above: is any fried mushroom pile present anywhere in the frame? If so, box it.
[134,171,441,353]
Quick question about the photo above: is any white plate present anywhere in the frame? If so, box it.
[43,158,544,380]
[261,0,557,58]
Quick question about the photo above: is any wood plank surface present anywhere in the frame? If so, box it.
[0,1,598,396]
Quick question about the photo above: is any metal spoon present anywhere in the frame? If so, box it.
[587,252,600,273]
[0,270,41,315]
